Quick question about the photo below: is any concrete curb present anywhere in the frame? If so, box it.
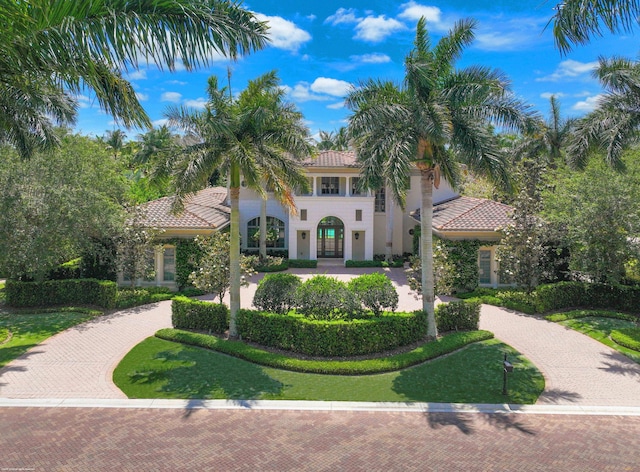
[2,398,640,416]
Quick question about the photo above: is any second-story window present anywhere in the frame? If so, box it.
[321,177,339,195]
[375,187,385,212]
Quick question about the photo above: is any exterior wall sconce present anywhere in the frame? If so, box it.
[354,232,360,240]
[301,232,306,240]
[408,228,414,235]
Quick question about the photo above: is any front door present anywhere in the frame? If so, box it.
[317,217,344,258]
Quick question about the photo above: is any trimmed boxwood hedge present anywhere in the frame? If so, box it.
[287,259,317,268]
[534,282,640,313]
[5,278,117,309]
[171,296,228,334]
[236,309,427,357]
[345,259,404,268]
[155,327,494,375]
[610,328,640,352]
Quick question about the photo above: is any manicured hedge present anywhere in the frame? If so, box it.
[236,309,427,357]
[287,259,317,268]
[171,296,228,334]
[534,282,640,313]
[435,300,481,332]
[5,278,117,308]
[611,328,640,352]
[345,259,404,268]
[155,328,494,375]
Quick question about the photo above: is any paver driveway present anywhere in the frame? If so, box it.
[1,266,640,406]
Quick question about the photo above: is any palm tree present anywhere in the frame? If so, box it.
[566,56,640,170]
[513,95,575,167]
[104,130,127,160]
[166,71,313,337]
[347,18,534,337]
[549,0,640,53]
[0,0,267,157]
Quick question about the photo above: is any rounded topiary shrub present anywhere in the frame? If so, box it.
[295,275,361,320]
[252,273,302,314]
[348,272,398,315]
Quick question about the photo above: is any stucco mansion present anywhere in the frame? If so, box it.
[134,150,513,290]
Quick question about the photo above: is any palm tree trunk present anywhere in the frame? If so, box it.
[229,167,241,338]
[420,170,438,338]
[259,196,267,258]
[385,186,393,262]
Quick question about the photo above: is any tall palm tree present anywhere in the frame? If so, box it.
[513,95,575,167]
[166,71,312,337]
[347,18,534,337]
[549,0,640,53]
[566,56,640,170]
[0,0,267,157]
[104,129,127,160]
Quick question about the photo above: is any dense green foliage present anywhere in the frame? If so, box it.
[171,296,229,334]
[155,327,494,375]
[543,158,640,284]
[348,272,398,315]
[5,279,117,309]
[534,281,640,314]
[458,288,538,314]
[435,300,481,332]
[173,239,205,289]
[0,134,125,281]
[115,287,175,309]
[252,273,301,314]
[545,309,638,323]
[236,309,427,357]
[294,276,361,320]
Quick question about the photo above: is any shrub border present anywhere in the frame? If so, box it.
[154,328,494,375]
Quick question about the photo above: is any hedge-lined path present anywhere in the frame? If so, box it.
[479,304,640,406]
[1,266,640,405]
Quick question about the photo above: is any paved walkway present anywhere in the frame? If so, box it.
[1,267,640,406]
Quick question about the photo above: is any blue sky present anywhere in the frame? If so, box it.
[76,1,640,140]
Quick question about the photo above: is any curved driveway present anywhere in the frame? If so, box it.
[1,267,640,406]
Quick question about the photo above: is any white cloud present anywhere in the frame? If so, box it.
[351,53,391,64]
[127,69,147,80]
[310,77,352,97]
[540,92,567,99]
[572,94,604,112]
[152,118,169,128]
[355,15,406,42]
[325,8,359,25]
[283,83,331,102]
[166,80,188,86]
[536,59,599,82]
[255,13,311,52]
[76,94,93,109]
[327,101,345,109]
[183,98,208,109]
[135,92,149,101]
[398,2,442,23]
[161,91,182,103]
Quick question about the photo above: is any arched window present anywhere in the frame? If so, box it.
[246,217,286,248]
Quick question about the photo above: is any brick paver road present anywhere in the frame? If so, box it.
[1,407,639,471]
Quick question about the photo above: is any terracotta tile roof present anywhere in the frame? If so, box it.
[411,196,513,233]
[303,150,358,168]
[139,187,230,230]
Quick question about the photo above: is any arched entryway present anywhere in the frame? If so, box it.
[317,216,344,258]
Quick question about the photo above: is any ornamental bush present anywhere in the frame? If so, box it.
[236,309,427,357]
[295,275,361,320]
[435,300,481,332]
[171,296,228,334]
[534,282,640,313]
[252,273,301,314]
[348,272,398,315]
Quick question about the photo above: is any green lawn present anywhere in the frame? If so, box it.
[114,336,544,404]
[559,316,640,364]
[0,309,100,368]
